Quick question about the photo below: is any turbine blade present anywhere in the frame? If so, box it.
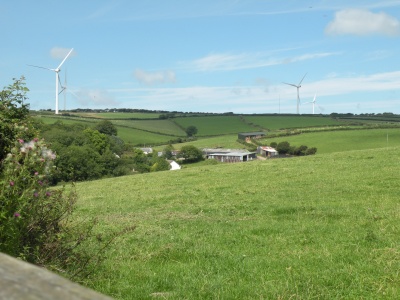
[57,73,65,94]
[57,48,74,70]
[68,89,80,99]
[283,82,298,88]
[298,73,307,85]
[28,64,55,72]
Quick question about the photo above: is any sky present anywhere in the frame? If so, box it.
[1,0,400,114]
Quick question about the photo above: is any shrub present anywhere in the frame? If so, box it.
[0,136,98,278]
[306,147,318,155]
[276,141,291,154]
[0,77,133,281]
[178,145,204,163]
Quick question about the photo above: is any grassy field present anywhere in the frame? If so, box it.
[71,112,161,119]
[75,147,400,299]
[33,115,180,145]
[242,115,344,130]
[33,113,400,150]
[173,116,258,136]
[116,126,178,146]
[261,128,400,154]
[113,119,185,137]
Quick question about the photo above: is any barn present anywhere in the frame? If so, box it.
[257,146,278,157]
[238,132,266,142]
[204,149,257,163]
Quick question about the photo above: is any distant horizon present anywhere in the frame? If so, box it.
[29,106,400,116]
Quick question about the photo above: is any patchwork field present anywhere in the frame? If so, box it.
[74,147,400,299]
[173,116,258,136]
[261,128,400,154]
[242,115,342,130]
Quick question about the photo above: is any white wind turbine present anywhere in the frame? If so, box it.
[305,93,317,114]
[29,48,74,114]
[283,73,307,114]
[59,69,80,112]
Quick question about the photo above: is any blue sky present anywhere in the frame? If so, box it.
[1,0,400,114]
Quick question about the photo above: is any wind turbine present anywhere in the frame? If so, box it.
[59,70,67,112]
[29,48,74,114]
[59,69,80,112]
[283,73,307,114]
[305,93,317,114]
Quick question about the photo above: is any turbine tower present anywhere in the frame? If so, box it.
[305,93,317,114]
[29,48,74,114]
[283,73,307,114]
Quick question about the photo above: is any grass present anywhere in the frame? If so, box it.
[71,112,161,119]
[173,116,258,136]
[242,115,344,130]
[262,128,400,154]
[116,126,178,146]
[74,148,400,299]
[112,119,185,136]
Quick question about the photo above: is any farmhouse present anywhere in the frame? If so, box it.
[169,160,181,170]
[257,146,278,157]
[238,132,266,142]
[203,148,257,163]
[139,147,153,155]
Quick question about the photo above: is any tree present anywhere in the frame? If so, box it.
[94,120,117,136]
[150,157,171,172]
[178,145,204,163]
[276,141,291,155]
[306,147,317,155]
[270,142,278,148]
[0,77,118,280]
[162,145,175,159]
[83,128,109,154]
[0,76,34,163]
[185,125,198,137]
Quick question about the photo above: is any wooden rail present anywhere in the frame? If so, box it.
[0,253,112,300]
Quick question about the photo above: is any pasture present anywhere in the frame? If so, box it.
[261,128,400,154]
[242,115,342,130]
[173,116,258,136]
[75,147,400,299]
[112,119,185,137]
[70,112,161,119]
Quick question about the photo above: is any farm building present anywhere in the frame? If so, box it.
[169,160,181,170]
[257,146,278,157]
[238,132,266,142]
[139,147,153,154]
[204,149,257,163]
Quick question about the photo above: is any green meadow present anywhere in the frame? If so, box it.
[242,115,342,130]
[262,128,400,154]
[112,119,185,137]
[173,116,258,136]
[71,112,161,119]
[29,112,400,298]
[75,147,400,299]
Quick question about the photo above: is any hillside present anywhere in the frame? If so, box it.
[75,147,400,299]
[33,112,400,148]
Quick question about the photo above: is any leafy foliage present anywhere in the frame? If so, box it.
[276,141,317,156]
[0,77,34,162]
[185,125,198,137]
[178,145,204,163]
[0,78,129,281]
[94,120,118,136]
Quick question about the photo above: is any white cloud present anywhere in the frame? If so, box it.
[325,9,400,36]
[50,47,76,60]
[110,70,400,113]
[134,69,176,85]
[184,51,337,72]
[75,89,119,106]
